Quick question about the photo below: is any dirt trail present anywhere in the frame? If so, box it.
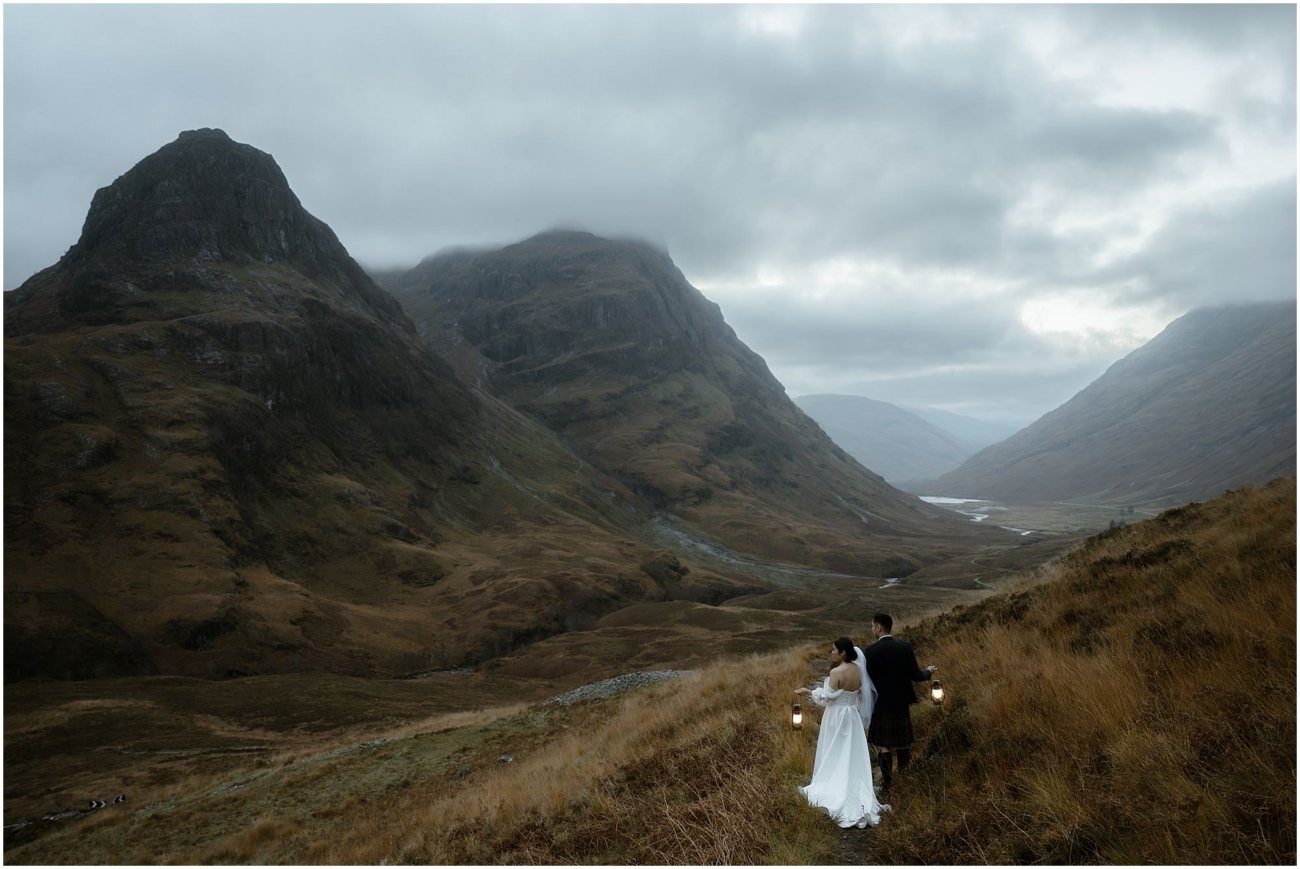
[837,825,874,864]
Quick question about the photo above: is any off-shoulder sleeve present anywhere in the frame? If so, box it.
[809,678,832,707]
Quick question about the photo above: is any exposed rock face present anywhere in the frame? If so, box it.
[6,132,733,681]
[8,128,405,336]
[929,302,1297,505]
[75,130,362,274]
[382,231,997,576]
[405,232,734,382]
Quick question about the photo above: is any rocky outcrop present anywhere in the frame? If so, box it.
[545,670,693,705]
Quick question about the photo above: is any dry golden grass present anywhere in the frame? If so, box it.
[8,479,1290,865]
[199,816,304,863]
[262,702,533,769]
[870,477,1296,864]
[321,653,841,865]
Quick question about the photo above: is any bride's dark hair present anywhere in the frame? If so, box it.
[834,637,857,661]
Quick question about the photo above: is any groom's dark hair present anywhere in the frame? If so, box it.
[872,612,893,633]
[834,637,858,661]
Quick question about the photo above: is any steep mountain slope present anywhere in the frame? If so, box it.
[928,302,1296,504]
[380,231,1000,577]
[793,393,977,484]
[3,131,751,681]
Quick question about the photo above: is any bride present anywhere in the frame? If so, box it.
[794,637,888,828]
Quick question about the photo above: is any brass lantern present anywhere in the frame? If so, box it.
[930,678,945,705]
[792,701,803,730]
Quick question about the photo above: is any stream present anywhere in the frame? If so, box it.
[646,515,915,591]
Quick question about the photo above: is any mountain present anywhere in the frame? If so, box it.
[3,131,757,681]
[378,231,997,576]
[899,405,1025,449]
[927,302,1297,505]
[793,394,977,484]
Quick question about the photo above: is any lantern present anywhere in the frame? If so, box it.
[791,702,803,730]
[930,678,945,705]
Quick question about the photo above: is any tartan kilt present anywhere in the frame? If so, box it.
[867,705,914,747]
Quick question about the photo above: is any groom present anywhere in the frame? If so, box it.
[863,612,937,793]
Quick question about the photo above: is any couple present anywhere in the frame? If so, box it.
[794,612,937,829]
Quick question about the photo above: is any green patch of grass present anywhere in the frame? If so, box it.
[929,497,1153,534]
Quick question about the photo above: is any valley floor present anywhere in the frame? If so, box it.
[6,479,1291,864]
[920,495,1157,535]
[4,565,1013,863]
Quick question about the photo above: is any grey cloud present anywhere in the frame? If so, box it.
[4,4,1292,425]
[778,342,1120,423]
[1067,3,1296,56]
[1097,180,1297,309]
[3,3,1258,286]
[836,360,1116,423]
[1022,107,1219,185]
[718,292,1035,371]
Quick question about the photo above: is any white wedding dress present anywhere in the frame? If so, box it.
[798,648,888,828]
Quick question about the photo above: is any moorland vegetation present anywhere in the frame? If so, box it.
[7,478,1291,864]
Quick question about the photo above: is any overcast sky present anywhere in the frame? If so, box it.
[5,4,1295,423]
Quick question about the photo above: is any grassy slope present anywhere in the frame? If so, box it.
[872,475,1296,864]
[4,659,841,865]
[6,477,1292,864]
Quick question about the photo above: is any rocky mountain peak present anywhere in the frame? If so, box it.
[389,229,743,382]
[8,129,408,335]
[64,129,353,280]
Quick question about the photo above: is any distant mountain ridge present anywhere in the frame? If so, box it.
[793,394,977,484]
[380,230,1002,576]
[899,405,1025,449]
[928,302,1297,505]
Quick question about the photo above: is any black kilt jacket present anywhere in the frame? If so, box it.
[863,635,930,710]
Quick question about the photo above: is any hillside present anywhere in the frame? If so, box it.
[7,477,1291,864]
[928,302,1296,505]
[873,475,1296,863]
[2,131,763,681]
[794,393,977,484]
[900,404,1025,449]
[379,231,1004,577]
